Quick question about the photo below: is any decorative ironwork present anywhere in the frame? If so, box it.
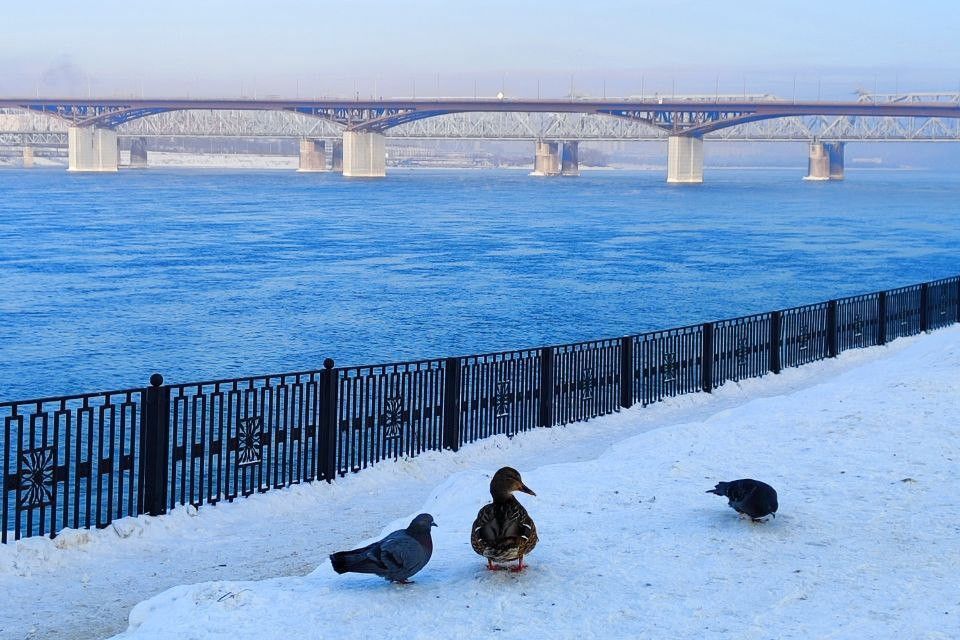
[493,380,511,418]
[236,416,264,467]
[734,337,750,367]
[797,324,810,351]
[939,292,949,317]
[661,352,679,383]
[577,367,595,401]
[852,314,864,338]
[383,396,404,439]
[18,447,55,509]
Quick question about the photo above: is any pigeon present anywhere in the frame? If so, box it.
[707,479,778,521]
[471,467,538,571]
[329,513,437,583]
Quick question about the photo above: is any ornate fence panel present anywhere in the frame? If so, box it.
[166,371,324,510]
[635,325,704,407]
[1,389,143,542]
[927,277,960,331]
[885,285,923,341]
[711,313,772,388]
[336,360,445,475]
[836,294,881,352]
[552,339,621,426]
[459,349,541,446]
[780,303,831,368]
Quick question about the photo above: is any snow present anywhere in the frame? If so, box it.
[3,327,960,640]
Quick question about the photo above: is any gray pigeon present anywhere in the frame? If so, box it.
[329,513,437,583]
[707,479,778,521]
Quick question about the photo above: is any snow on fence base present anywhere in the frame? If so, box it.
[3,275,960,542]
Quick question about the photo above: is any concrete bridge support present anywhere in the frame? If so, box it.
[22,146,35,168]
[330,140,343,173]
[68,126,118,172]
[129,137,148,168]
[342,131,385,177]
[561,141,580,176]
[805,141,845,181]
[826,142,845,180]
[667,135,703,184]
[531,140,561,176]
[297,138,328,172]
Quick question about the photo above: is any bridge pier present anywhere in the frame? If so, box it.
[297,138,328,172]
[342,131,385,177]
[129,137,148,168]
[330,140,343,173]
[68,126,118,172]
[804,141,845,181]
[531,140,561,176]
[561,141,580,176]
[22,146,35,168]
[667,135,703,184]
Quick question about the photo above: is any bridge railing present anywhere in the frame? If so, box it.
[3,275,959,542]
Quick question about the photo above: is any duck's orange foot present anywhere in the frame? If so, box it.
[487,560,505,571]
[510,558,527,573]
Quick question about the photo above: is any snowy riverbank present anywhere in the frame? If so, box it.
[3,327,959,639]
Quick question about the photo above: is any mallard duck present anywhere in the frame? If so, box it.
[707,479,778,522]
[471,467,538,571]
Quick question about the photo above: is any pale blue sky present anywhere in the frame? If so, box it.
[2,0,958,98]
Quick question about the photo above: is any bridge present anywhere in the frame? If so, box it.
[2,94,960,182]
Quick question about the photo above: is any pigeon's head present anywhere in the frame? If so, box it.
[706,481,729,496]
[490,467,537,501]
[408,513,438,532]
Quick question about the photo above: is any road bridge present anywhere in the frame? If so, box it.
[2,95,959,181]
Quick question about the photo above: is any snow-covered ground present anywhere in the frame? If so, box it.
[3,327,959,640]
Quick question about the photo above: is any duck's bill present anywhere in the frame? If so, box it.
[518,484,537,496]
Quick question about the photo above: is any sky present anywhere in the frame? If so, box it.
[2,0,960,99]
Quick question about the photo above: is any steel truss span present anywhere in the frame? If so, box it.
[3,104,960,146]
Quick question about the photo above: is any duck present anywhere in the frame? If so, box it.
[707,479,778,522]
[471,467,538,571]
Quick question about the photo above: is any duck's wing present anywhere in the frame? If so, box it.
[514,503,537,556]
[471,503,498,553]
[472,500,536,552]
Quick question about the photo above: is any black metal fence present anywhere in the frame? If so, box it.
[3,275,959,542]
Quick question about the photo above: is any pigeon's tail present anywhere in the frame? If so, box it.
[706,482,730,496]
[329,551,353,574]
[329,547,382,575]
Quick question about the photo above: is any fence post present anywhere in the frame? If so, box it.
[956,279,960,324]
[919,282,930,333]
[769,311,782,374]
[442,357,461,451]
[700,322,714,393]
[619,336,634,409]
[826,299,839,357]
[539,346,555,427]
[319,358,339,482]
[877,291,888,345]
[139,373,170,517]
